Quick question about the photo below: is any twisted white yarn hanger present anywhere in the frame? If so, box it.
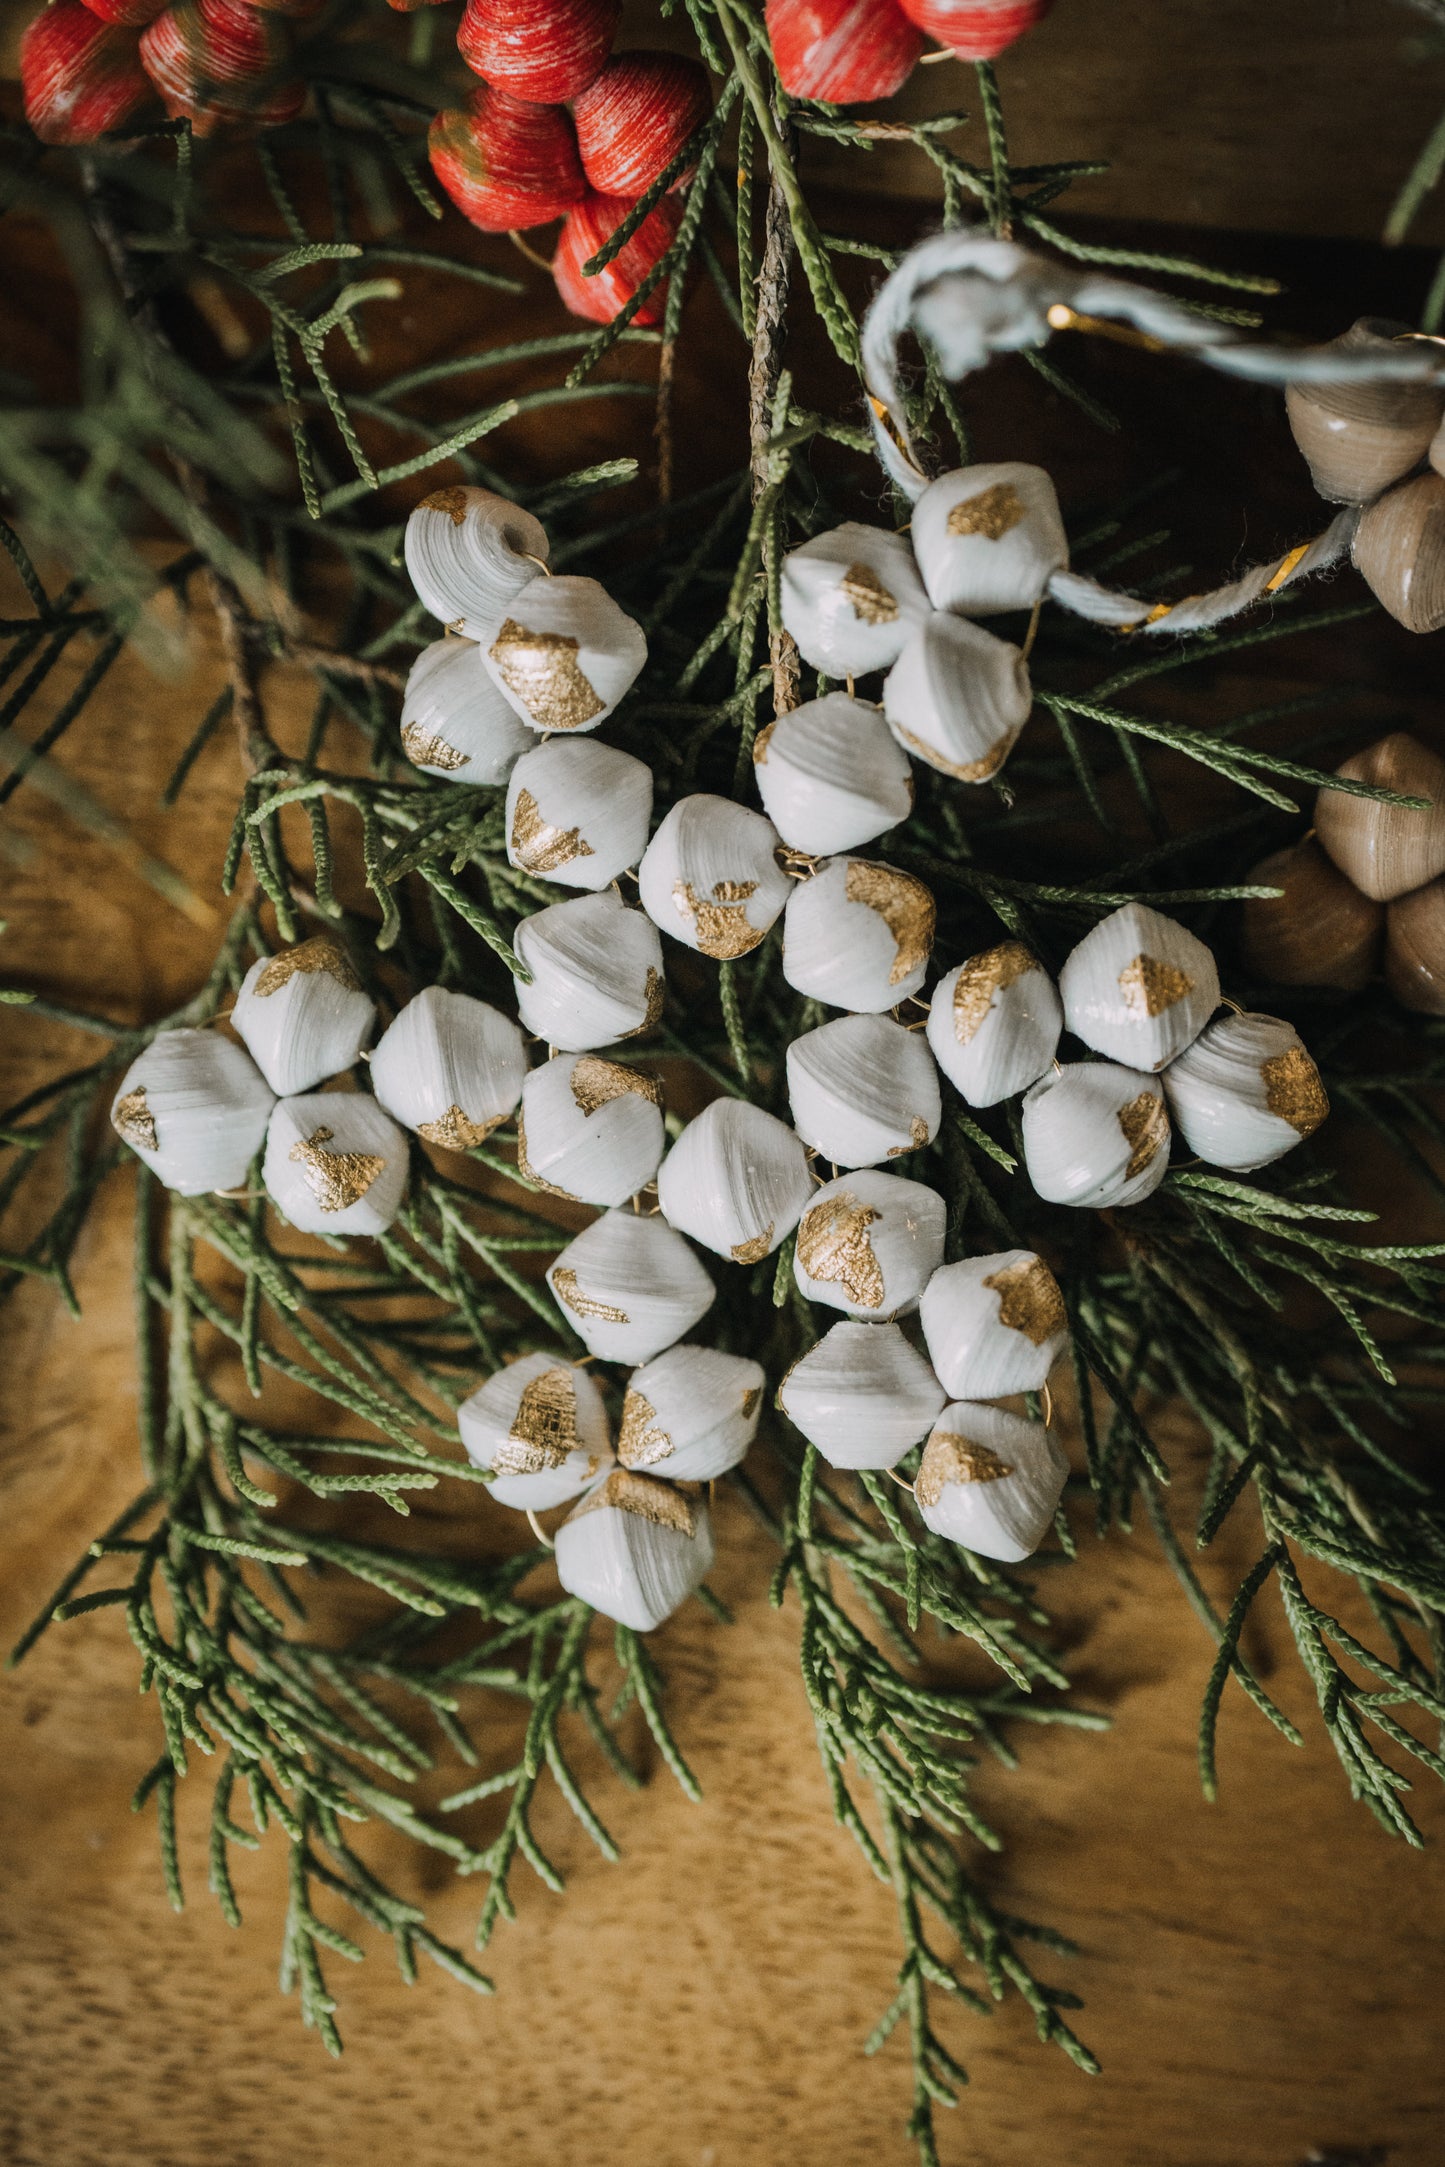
[860,227,1445,635]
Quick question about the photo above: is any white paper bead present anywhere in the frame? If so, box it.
[919,1249,1068,1400]
[915,1403,1069,1562]
[404,485,548,641]
[779,521,930,677]
[504,736,653,891]
[793,1169,946,1320]
[617,1344,765,1480]
[882,612,1032,782]
[483,573,646,736]
[369,986,526,1152]
[457,1351,612,1511]
[546,1209,714,1363]
[512,891,665,1052]
[263,1093,409,1236]
[1059,902,1220,1072]
[786,1013,941,1168]
[1021,1062,1171,1210]
[777,1319,945,1469]
[232,937,376,1098]
[1162,1011,1329,1172]
[400,638,533,784]
[518,1052,664,1206]
[637,794,791,960]
[782,857,935,1012]
[655,1097,813,1263]
[927,943,1062,1108]
[554,1469,715,1632]
[110,1028,274,1196]
[910,463,1068,616]
[752,693,913,856]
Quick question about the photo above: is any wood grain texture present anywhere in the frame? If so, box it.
[615,0,1445,245]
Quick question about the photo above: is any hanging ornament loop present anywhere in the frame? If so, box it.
[860,226,1445,638]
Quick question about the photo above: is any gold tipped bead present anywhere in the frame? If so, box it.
[1351,472,1445,634]
[1385,877,1445,1013]
[1285,318,1444,504]
[1315,731,1445,901]
[1240,837,1383,991]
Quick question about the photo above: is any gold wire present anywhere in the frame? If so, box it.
[1045,303,1169,354]
[526,1509,557,1551]
[508,230,555,274]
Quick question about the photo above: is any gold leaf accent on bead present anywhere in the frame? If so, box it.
[570,1467,698,1533]
[890,718,1013,784]
[839,562,899,623]
[796,1192,885,1309]
[619,966,665,1039]
[288,1125,386,1213]
[843,861,935,986]
[915,1431,1015,1508]
[489,619,605,733]
[673,878,764,959]
[952,941,1038,1045]
[617,1389,673,1468]
[420,486,468,524]
[570,1056,662,1117]
[752,721,775,766]
[1117,953,1193,1019]
[515,1110,572,1197]
[510,786,596,873]
[730,1223,774,1265]
[1261,1046,1329,1137]
[887,1116,931,1158]
[492,1365,580,1475]
[1116,1092,1169,1180]
[741,1385,762,1419]
[945,482,1026,542]
[551,1266,629,1325]
[113,1086,157,1151]
[401,719,468,772]
[254,936,362,1000]
[416,1104,503,1152]
[983,1255,1066,1344]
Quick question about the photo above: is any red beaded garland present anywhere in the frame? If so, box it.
[139,0,303,132]
[21,0,153,145]
[552,189,684,326]
[458,0,621,105]
[764,0,923,103]
[429,86,585,235]
[572,51,712,198]
[894,0,1052,59]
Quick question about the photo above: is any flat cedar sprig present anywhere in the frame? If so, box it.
[4,11,1445,2164]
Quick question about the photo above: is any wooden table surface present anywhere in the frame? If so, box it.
[6,16,1445,2159]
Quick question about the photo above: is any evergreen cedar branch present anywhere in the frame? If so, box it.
[3,8,1445,2163]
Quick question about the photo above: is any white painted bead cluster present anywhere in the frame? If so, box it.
[777,462,1062,789]
[107,485,1332,1630]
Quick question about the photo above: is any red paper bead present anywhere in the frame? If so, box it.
[21,0,153,145]
[78,0,168,26]
[458,0,621,104]
[894,0,1052,59]
[552,189,683,327]
[139,0,303,133]
[572,51,711,198]
[764,0,922,103]
[430,86,585,235]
